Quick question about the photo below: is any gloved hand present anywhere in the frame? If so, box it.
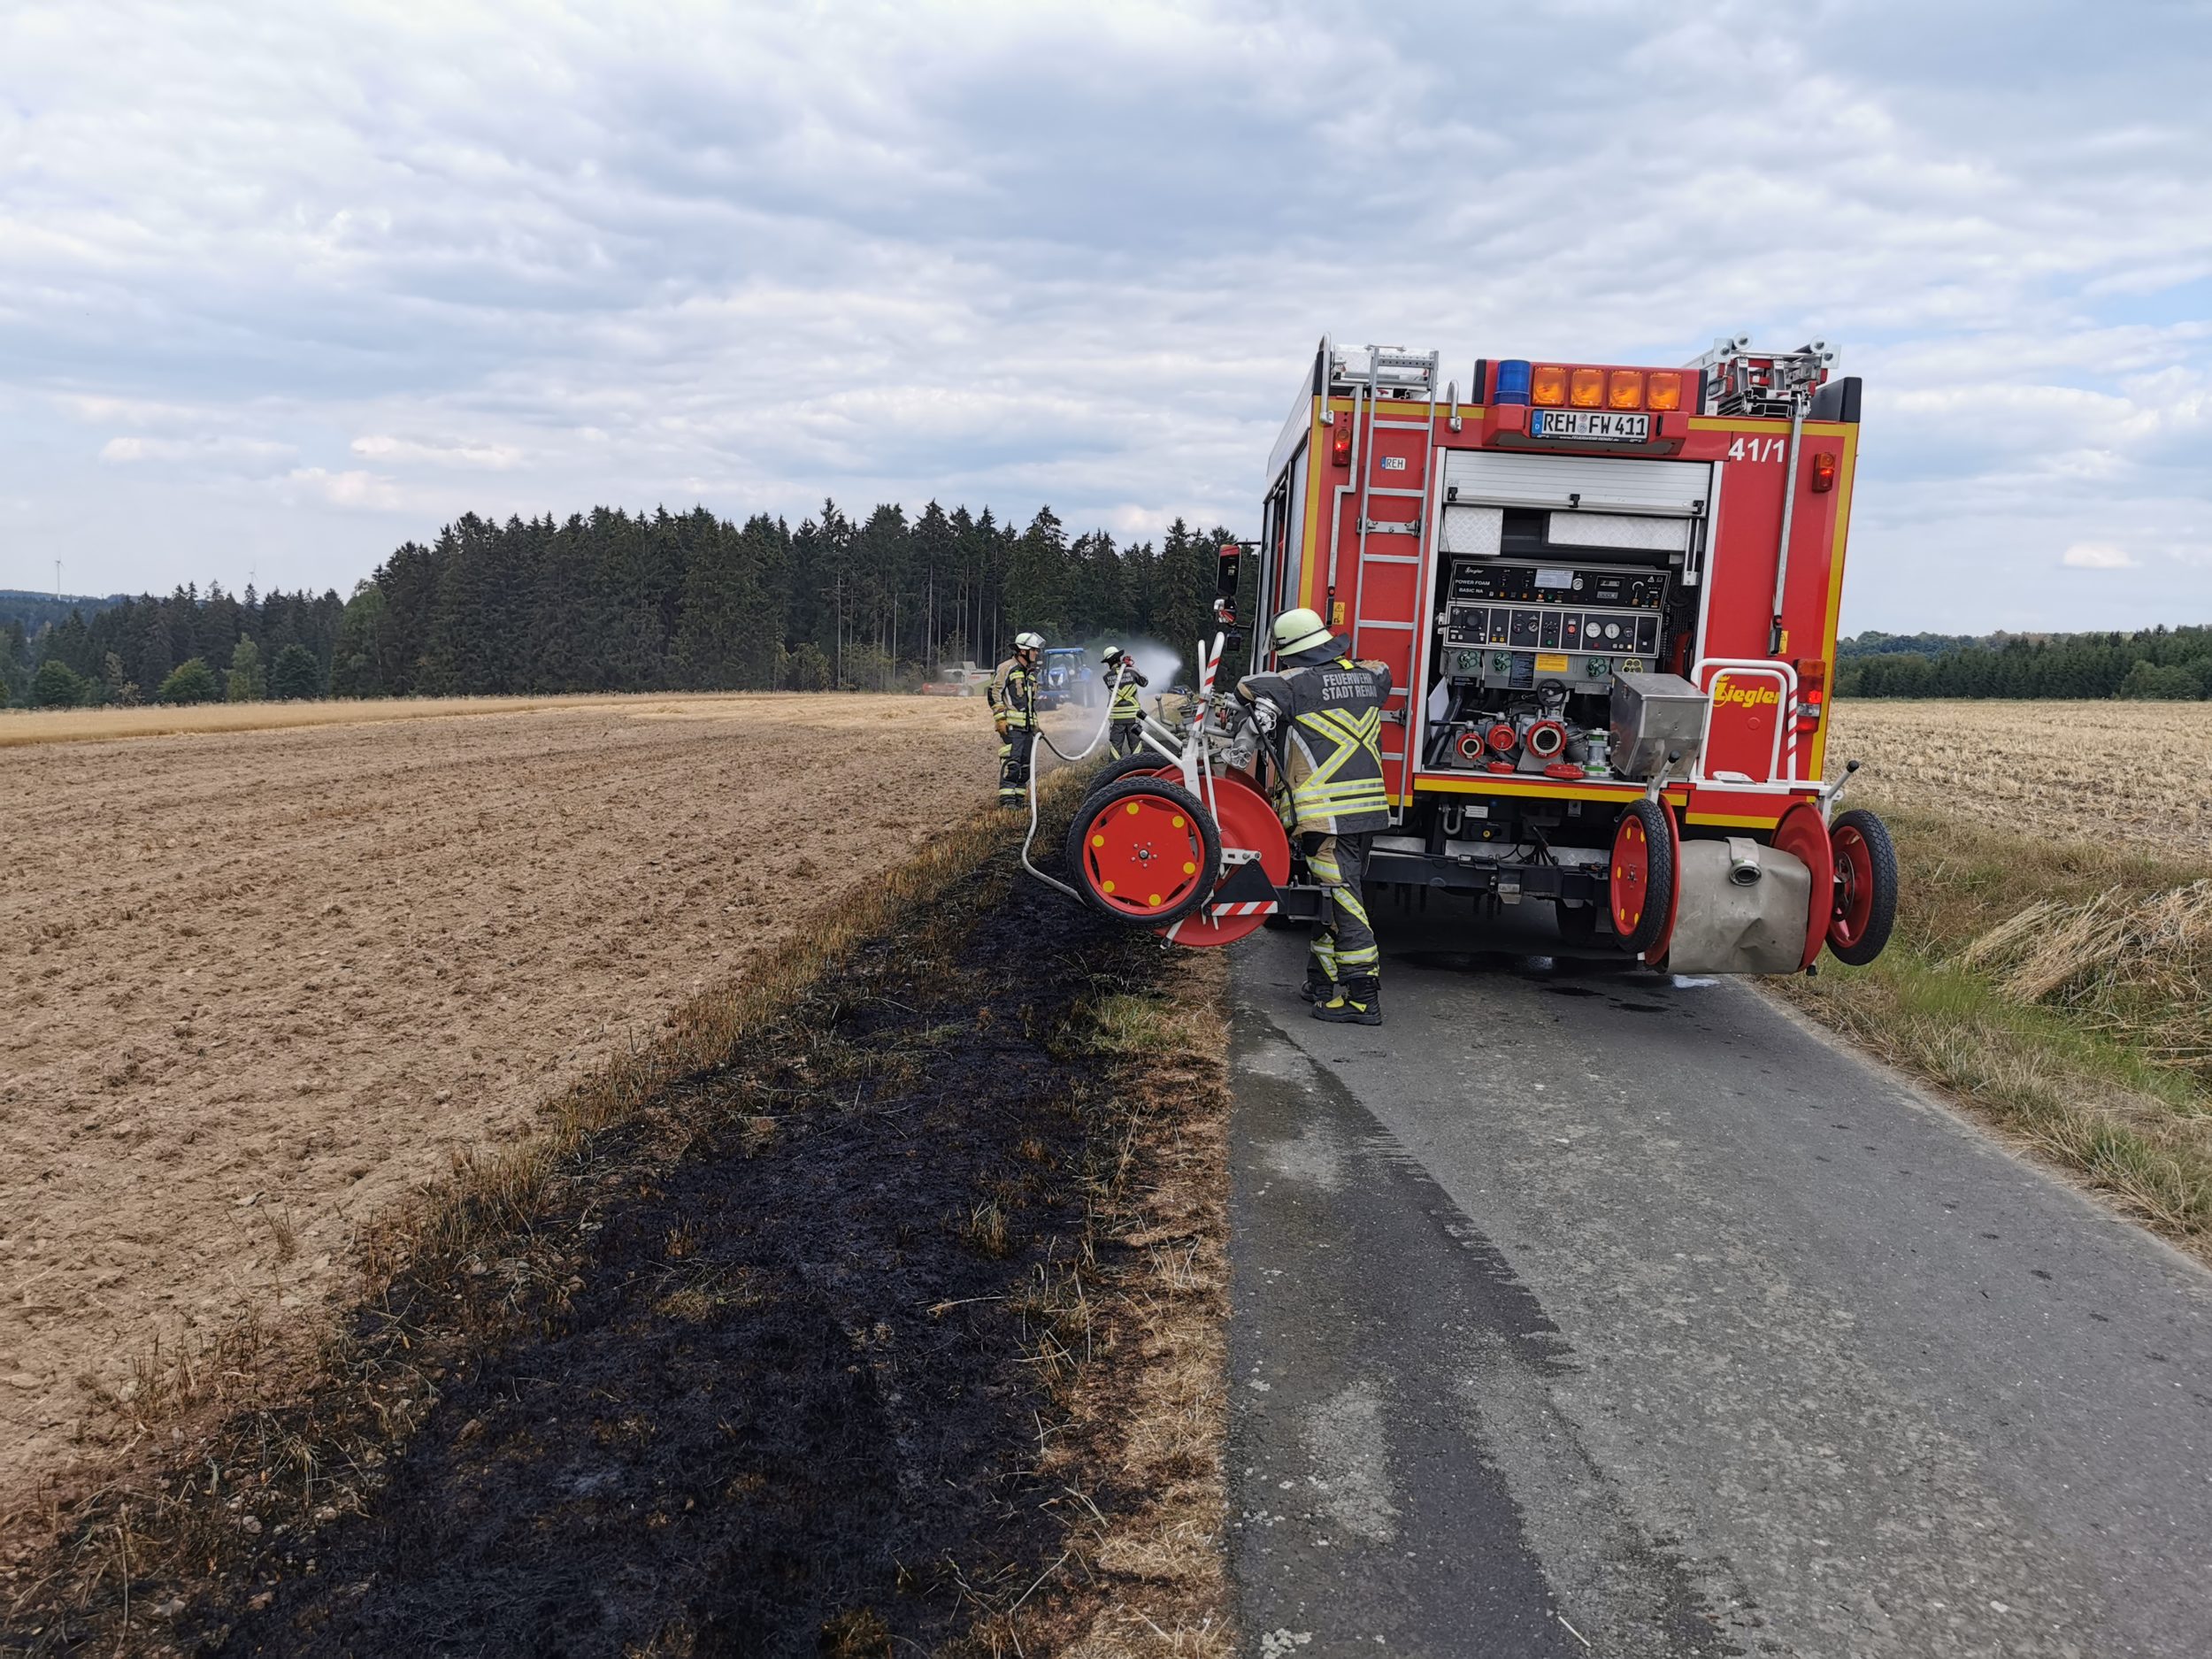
[995,716,1010,738]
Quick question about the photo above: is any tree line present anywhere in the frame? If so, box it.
[1832,626,2212,701]
[1,502,1240,708]
[1,589,126,639]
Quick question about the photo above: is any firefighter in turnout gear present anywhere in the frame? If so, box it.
[988,631,1047,808]
[1099,646,1149,757]
[1237,607,1393,1024]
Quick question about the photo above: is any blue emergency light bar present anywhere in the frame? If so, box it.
[1494,359,1532,406]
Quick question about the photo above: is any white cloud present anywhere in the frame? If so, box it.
[351,434,525,470]
[283,467,410,513]
[2062,542,2139,570]
[58,393,211,427]
[99,434,294,471]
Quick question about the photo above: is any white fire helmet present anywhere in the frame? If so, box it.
[1014,631,1045,653]
[1100,644,1125,664]
[1271,607,1335,657]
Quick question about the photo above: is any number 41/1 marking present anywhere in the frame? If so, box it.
[1726,436,1786,462]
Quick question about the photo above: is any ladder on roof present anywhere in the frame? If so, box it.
[1686,337,1835,418]
[1686,338,1838,651]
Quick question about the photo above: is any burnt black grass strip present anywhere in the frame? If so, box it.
[9,819,1178,1658]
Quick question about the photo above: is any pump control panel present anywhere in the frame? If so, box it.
[1435,559,1670,693]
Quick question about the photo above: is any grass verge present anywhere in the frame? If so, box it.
[1775,801,2212,1257]
[1,774,1233,1655]
[1023,953,1232,1659]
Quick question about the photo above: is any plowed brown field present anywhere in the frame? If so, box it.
[0,693,1018,1536]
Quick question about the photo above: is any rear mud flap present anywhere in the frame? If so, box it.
[1209,856,1283,918]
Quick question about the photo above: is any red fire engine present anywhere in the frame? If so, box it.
[1056,337,1897,974]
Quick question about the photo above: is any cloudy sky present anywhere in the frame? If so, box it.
[2,0,2206,632]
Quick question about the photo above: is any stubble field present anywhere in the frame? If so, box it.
[1823,696,2212,856]
[0,692,1009,1541]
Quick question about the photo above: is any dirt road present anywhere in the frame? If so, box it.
[0,693,1012,1536]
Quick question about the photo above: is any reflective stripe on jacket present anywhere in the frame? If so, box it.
[987,657,1036,727]
[1109,665,1147,719]
[1238,655,1393,835]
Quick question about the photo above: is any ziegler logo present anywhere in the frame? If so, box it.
[1713,680,1780,710]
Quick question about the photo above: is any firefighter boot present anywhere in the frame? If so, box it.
[1312,975,1381,1025]
[1298,969,1339,1005]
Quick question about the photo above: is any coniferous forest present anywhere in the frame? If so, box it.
[1832,626,2212,700]
[0,502,1241,707]
[5,505,2208,706]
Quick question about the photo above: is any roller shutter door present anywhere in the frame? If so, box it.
[1442,451,1713,518]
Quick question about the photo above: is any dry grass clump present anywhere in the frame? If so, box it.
[1957,880,2212,1074]
[1823,698,2212,858]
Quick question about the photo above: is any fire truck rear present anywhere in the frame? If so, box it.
[1057,336,1897,974]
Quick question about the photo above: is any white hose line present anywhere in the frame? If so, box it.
[1019,682,1123,902]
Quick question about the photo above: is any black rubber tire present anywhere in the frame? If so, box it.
[1083,753,1172,798]
[1065,775,1222,927]
[1614,797,1677,958]
[1826,807,1899,966]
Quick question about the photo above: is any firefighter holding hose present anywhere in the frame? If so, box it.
[988,630,1047,808]
[1099,646,1148,757]
[1238,608,1393,1025]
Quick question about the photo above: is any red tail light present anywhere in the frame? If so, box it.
[1330,418,1353,466]
[1795,660,1827,726]
[1810,451,1838,493]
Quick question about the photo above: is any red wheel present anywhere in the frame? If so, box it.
[1066,776,1220,926]
[1609,798,1678,958]
[1158,771,1293,948]
[1826,808,1898,965]
[1770,802,1835,972]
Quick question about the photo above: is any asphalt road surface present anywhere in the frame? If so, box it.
[1225,905,2212,1659]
